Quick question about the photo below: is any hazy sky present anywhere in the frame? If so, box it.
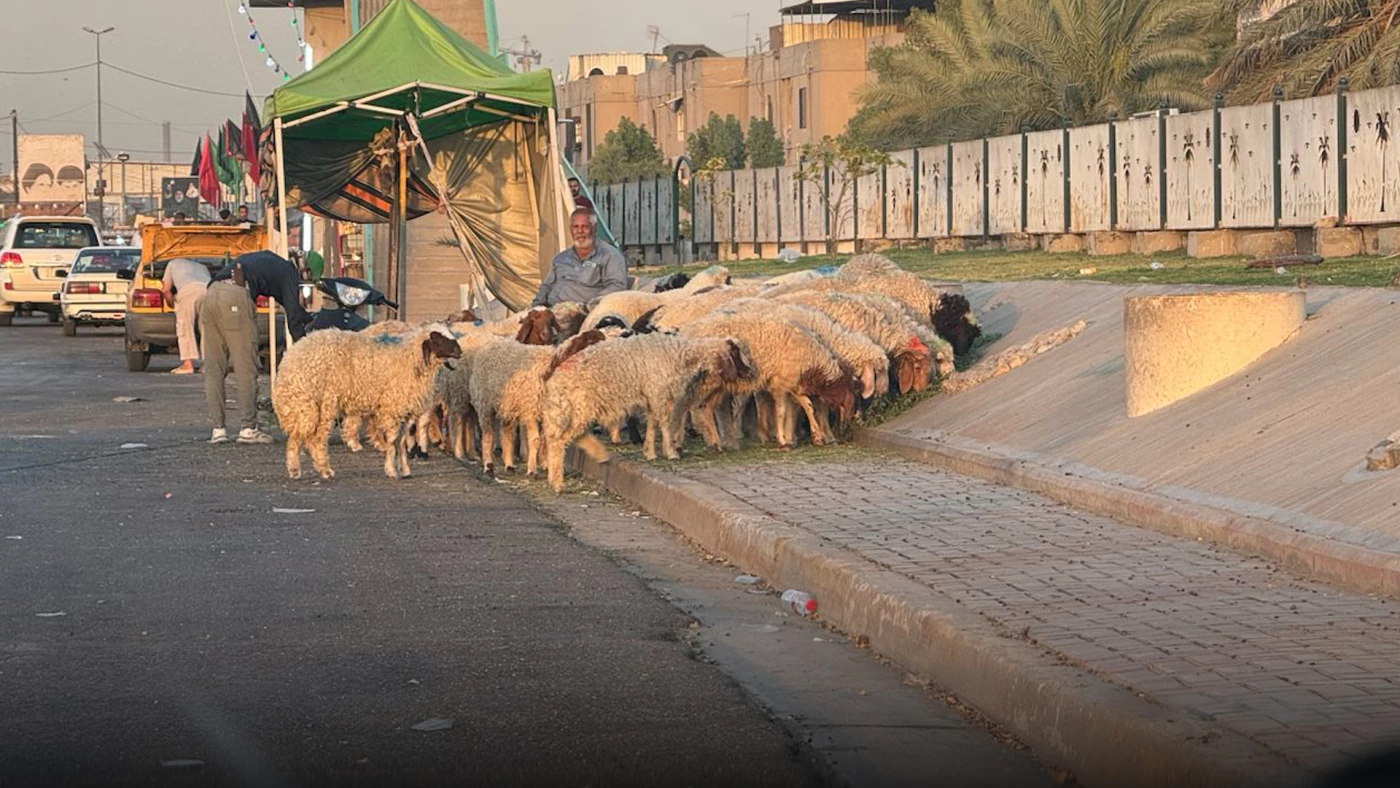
[2,0,782,165]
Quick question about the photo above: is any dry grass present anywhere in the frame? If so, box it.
[642,247,1400,288]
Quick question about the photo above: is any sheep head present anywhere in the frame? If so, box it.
[801,366,859,428]
[444,308,478,324]
[932,292,981,356]
[421,331,462,368]
[653,272,691,292]
[515,307,561,345]
[550,301,588,340]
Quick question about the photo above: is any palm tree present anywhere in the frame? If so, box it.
[850,0,1227,149]
[1213,0,1400,102]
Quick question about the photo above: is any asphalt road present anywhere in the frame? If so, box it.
[0,319,825,788]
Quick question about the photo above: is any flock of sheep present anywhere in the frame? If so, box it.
[270,254,982,492]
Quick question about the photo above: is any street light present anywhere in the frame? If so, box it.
[117,151,129,228]
[82,25,114,232]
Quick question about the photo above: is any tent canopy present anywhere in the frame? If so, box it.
[265,0,555,143]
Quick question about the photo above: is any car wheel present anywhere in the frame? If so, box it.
[62,319,77,337]
[0,312,11,327]
[47,310,60,323]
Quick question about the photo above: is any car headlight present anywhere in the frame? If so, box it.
[334,282,370,307]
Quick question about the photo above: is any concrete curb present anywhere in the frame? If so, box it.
[857,429,1400,601]
[576,453,1298,788]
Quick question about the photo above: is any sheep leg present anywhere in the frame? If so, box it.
[397,424,413,478]
[341,412,363,452]
[524,419,542,478]
[661,402,685,461]
[692,392,726,451]
[608,420,624,445]
[792,393,827,446]
[449,412,465,461]
[309,411,336,480]
[772,393,795,448]
[755,394,775,445]
[642,411,659,461]
[466,409,481,460]
[381,422,402,479]
[284,434,303,480]
[480,413,497,475]
[546,427,569,492]
[501,419,519,473]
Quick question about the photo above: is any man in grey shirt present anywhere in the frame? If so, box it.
[531,208,628,308]
[162,257,211,375]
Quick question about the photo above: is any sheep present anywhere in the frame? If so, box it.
[635,283,764,332]
[542,333,753,492]
[431,331,501,462]
[274,326,461,481]
[835,253,903,280]
[468,329,610,477]
[772,290,940,394]
[681,313,859,450]
[579,265,734,331]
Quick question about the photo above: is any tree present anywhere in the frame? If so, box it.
[1213,0,1400,102]
[588,118,668,185]
[849,0,1227,149]
[794,136,894,255]
[687,113,746,170]
[747,117,785,167]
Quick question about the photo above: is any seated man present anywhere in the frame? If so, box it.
[531,208,627,308]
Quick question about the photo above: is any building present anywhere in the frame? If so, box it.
[559,0,924,173]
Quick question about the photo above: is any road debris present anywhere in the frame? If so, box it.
[112,396,145,403]
[272,508,316,514]
[35,611,66,618]
[734,574,761,585]
[119,443,149,450]
[410,718,453,732]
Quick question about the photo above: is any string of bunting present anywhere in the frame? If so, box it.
[237,1,304,83]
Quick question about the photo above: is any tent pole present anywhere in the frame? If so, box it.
[396,129,408,316]
[272,116,291,386]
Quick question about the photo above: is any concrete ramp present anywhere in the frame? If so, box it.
[890,280,1400,539]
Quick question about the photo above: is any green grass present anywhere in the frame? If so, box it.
[639,247,1400,288]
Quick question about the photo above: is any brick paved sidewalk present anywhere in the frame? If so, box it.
[684,457,1400,772]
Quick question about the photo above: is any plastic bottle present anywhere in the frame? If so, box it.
[781,589,817,616]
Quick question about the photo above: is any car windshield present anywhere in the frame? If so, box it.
[72,249,141,274]
[149,256,228,280]
[15,222,99,250]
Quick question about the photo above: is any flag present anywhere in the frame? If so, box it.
[242,91,262,185]
[198,134,221,207]
[189,143,202,177]
[214,126,241,193]
[224,120,243,160]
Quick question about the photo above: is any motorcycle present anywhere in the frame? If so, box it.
[305,276,398,333]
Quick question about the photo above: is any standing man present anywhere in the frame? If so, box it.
[530,208,628,308]
[201,251,309,445]
[568,177,595,213]
[236,205,250,223]
[161,257,211,375]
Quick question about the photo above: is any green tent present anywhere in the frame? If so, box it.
[262,0,572,314]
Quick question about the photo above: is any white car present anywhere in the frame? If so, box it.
[58,246,142,336]
[0,216,101,326]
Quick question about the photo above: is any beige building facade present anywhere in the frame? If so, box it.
[559,17,903,174]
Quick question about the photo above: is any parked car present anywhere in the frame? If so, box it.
[57,246,142,336]
[118,220,285,372]
[0,216,101,326]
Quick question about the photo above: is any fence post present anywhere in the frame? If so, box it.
[774,167,782,251]
[620,177,628,250]
[1158,100,1169,230]
[945,141,954,238]
[981,136,990,237]
[1272,87,1284,229]
[654,175,662,257]
[880,162,888,244]
[1062,117,1072,233]
[1108,111,1119,230]
[1020,125,1029,233]
[852,165,860,251]
[912,148,921,239]
[1212,94,1223,228]
[673,155,692,262]
[797,161,805,248]
[1337,76,1349,223]
[729,171,738,258]
[752,168,760,258]
[824,164,831,244]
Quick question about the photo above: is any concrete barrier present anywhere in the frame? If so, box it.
[1124,291,1304,418]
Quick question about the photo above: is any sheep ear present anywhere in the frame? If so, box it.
[513,314,532,344]
[896,356,916,394]
[421,338,433,367]
[633,305,662,334]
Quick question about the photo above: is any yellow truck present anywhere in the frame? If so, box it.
[121,221,286,372]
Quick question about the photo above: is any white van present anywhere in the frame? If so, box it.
[0,216,101,326]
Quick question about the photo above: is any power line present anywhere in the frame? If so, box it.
[0,62,96,75]
[105,63,264,98]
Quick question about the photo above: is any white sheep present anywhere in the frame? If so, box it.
[681,313,858,450]
[468,330,611,477]
[274,325,461,480]
[579,265,733,331]
[542,332,753,492]
[772,290,942,392]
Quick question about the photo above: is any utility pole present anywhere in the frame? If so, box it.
[10,110,18,206]
[161,121,171,163]
[733,13,751,57]
[83,25,114,231]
